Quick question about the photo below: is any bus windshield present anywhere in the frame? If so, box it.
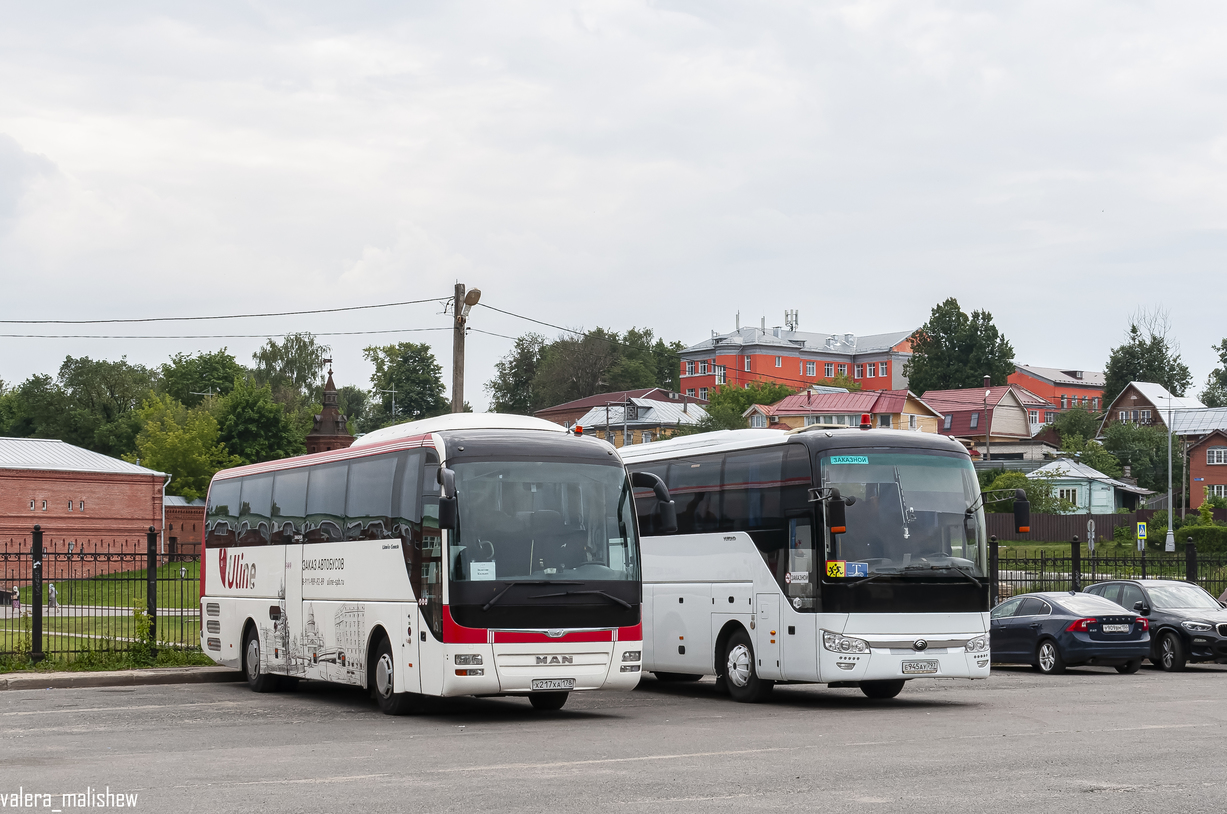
[451,459,638,582]
[820,450,986,577]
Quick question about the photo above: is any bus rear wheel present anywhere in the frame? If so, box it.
[371,636,419,716]
[859,679,906,699]
[722,629,773,703]
[243,625,279,693]
[529,692,569,711]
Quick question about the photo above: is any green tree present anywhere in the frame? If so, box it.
[161,349,247,408]
[1200,339,1227,408]
[532,329,621,409]
[680,381,796,433]
[983,471,1074,514]
[903,298,1015,394]
[363,342,449,425]
[1102,309,1192,401]
[1050,405,1101,442]
[125,394,241,501]
[251,333,331,407]
[336,385,369,432]
[1102,420,1183,494]
[1056,436,1122,479]
[485,333,548,414]
[215,377,304,464]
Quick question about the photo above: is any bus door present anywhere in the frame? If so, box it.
[283,535,303,677]
[414,450,445,696]
[271,467,308,679]
[754,592,782,679]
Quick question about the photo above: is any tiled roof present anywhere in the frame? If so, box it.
[1015,365,1106,387]
[750,389,940,418]
[0,437,165,476]
[535,388,705,416]
[683,327,915,357]
[1028,459,1154,495]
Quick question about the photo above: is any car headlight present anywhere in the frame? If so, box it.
[965,635,989,653]
[622,650,641,662]
[1181,621,1213,632]
[822,631,869,654]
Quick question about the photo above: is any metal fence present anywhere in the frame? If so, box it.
[1,525,200,664]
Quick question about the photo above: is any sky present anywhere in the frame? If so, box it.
[2,1,1225,410]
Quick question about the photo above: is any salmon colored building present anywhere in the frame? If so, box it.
[1189,429,1227,510]
[679,322,916,399]
[1008,365,1106,412]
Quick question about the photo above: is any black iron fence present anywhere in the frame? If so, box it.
[1,525,201,665]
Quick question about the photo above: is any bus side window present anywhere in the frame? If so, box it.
[305,463,347,543]
[270,468,308,545]
[205,479,240,548]
[345,453,397,540]
[237,474,273,546]
[666,454,723,535]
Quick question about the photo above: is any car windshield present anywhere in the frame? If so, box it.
[821,450,986,576]
[1146,583,1221,610]
[450,459,638,582]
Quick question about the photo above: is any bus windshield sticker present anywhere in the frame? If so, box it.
[785,571,809,584]
[826,560,846,578]
[470,561,497,581]
[846,562,869,578]
[829,455,869,465]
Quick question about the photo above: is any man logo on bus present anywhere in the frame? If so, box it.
[536,655,574,665]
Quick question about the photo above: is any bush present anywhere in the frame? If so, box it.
[1182,525,1227,554]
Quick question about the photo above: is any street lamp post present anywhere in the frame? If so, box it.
[1165,395,1175,552]
[378,387,397,423]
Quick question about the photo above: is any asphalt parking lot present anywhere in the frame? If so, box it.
[4,664,1227,813]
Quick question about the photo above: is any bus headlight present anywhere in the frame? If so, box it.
[455,654,483,665]
[822,631,869,654]
[965,635,989,653]
[622,650,641,662]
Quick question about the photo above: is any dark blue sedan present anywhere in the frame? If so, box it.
[990,591,1150,674]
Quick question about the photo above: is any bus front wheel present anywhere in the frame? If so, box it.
[371,636,419,716]
[722,629,773,703]
[859,679,906,699]
[529,692,569,711]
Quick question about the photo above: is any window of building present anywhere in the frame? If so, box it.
[970,413,979,429]
[1058,488,1078,504]
[643,431,652,443]
[1061,395,1067,409]
[698,361,708,375]
[824,363,834,378]
[699,388,708,400]
[1029,410,1039,423]
[775,356,782,368]
[864,364,874,378]
[805,361,816,377]
[1045,411,1056,423]
[80,501,85,512]
[41,501,47,511]
[879,415,891,428]
[1092,397,1099,410]
[686,389,695,397]
[879,362,888,378]
[943,414,952,430]
[1119,410,1127,421]
[685,360,695,376]
[749,414,767,428]
[744,357,751,372]
[1208,447,1227,465]
[854,364,864,379]
[838,364,848,376]
[1210,485,1227,498]
[908,414,918,429]
[29,500,34,511]
[68,500,74,511]
[1141,410,1151,423]
[715,366,726,385]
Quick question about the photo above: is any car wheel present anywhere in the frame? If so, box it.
[1156,631,1187,672]
[1115,658,1142,674]
[653,672,703,683]
[371,636,419,715]
[722,629,773,703]
[529,692,569,711]
[243,625,279,693]
[1035,639,1066,675]
[860,680,906,699]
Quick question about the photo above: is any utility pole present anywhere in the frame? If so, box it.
[378,386,397,422]
[452,283,482,413]
[1166,395,1175,552]
[983,377,992,464]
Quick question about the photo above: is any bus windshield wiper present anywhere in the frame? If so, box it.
[901,563,982,586]
[481,580,582,611]
[845,570,896,588]
[528,589,632,609]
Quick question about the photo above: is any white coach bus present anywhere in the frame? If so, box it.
[200,413,664,713]
[620,418,1028,702]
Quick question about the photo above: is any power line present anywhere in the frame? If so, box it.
[0,296,451,325]
[0,327,452,340]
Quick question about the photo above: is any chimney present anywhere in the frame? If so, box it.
[983,375,991,388]
[761,316,766,331]
[844,333,855,345]
[683,401,688,414]
[806,390,811,405]
[736,311,740,331]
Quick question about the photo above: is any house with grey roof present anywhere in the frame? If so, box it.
[1099,382,1205,436]
[1027,459,1154,514]
[572,397,708,448]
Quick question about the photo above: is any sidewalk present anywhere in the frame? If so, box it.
[0,665,242,691]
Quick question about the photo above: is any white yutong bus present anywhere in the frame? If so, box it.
[200,414,667,713]
[620,418,1029,702]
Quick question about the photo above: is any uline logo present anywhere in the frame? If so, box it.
[536,655,574,665]
[218,548,256,590]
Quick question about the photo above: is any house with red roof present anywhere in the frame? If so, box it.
[921,383,1059,462]
[743,389,943,433]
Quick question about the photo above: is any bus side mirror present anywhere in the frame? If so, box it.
[438,466,458,530]
[631,471,677,534]
[825,488,847,534]
[1013,489,1031,534]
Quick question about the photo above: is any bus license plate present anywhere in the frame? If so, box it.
[1102,624,1131,633]
[532,678,575,691]
[901,660,938,675]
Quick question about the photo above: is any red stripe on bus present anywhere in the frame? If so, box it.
[617,623,643,642]
[492,630,613,644]
[442,606,488,644]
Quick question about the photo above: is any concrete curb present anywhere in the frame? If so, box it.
[0,665,243,691]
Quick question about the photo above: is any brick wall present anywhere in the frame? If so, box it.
[0,468,164,543]
[166,505,205,557]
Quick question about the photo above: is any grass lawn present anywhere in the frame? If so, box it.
[0,613,201,648]
[16,560,200,610]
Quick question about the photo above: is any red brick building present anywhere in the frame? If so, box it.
[1008,365,1105,412]
[165,496,205,557]
[305,367,355,454]
[1188,429,1227,509]
[678,323,916,398]
[0,438,168,551]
